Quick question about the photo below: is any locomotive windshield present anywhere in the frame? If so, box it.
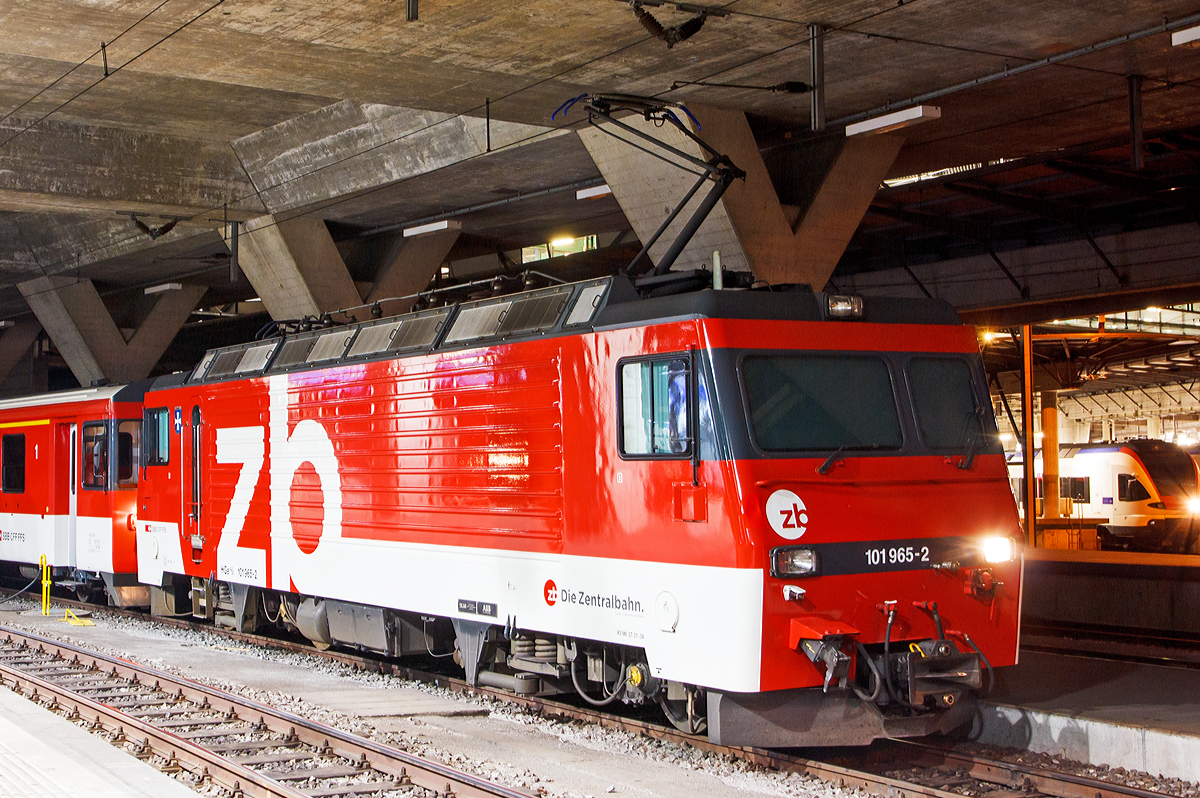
[1129,441,1198,498]
[907,356,998,455]
[743,355,902,451]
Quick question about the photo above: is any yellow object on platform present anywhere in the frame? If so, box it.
[62,609,93,627]
[39,555,49,616]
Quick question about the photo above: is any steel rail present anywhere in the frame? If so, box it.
[0,656,306,798]
[0,625,536,798]
[0,592,1181,798]
[890,740,1177,798]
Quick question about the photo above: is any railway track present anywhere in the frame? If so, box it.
[0,592,1188,798]
[0,625,535,798]
[1021,620,1200,668]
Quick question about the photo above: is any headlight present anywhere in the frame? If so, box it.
[771,546,818,577]
[981,536,1016,564]
[826,294,864,318]
[1188,498,1200,515]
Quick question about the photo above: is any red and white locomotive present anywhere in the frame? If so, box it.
[121,273,1022,747]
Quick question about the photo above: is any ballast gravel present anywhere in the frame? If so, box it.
[6,598,1196,797]
[1,598,852,798]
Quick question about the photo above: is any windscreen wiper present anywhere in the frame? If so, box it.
[955,408,986,471]
[816,446,846,475]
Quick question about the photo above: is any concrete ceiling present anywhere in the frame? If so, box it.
[5,0,1200,391]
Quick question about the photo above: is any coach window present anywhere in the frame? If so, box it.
[82,422,109,490]
[620,357,690,456]
[116,420,141,488]
[143,408,170,467]
[1118,473,1151,502]
[2,434,25,493]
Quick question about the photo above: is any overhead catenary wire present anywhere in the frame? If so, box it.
[0,0,175,131]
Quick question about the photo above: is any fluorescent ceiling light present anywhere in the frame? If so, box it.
[846,105,940,136]
[144,283,182,294]
[551,237,575,247]
[403,219,462,237]
[0,320,13,328]
[576,184,612,200]
[1173,24,1200,46]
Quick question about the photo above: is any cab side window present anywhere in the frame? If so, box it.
[82,422,108,490]
[1117,473,1150,502]
[144,408,170,466]
[620,357,690,457]
[2,434,25,493]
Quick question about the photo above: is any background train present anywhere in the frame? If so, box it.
[1008,439,1200,553]
[0,273,1023,747]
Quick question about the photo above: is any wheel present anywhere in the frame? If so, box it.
[658,687,707,735]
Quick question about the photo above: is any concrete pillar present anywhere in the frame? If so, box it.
[1041,391,1060,520]
[238,216,363,321]
[1104,419,1116,442]
[0,320,43,387]
[17,277,205,386]
[366,228,461,309]
[1147,416,1162,439]
[578,104,903,288]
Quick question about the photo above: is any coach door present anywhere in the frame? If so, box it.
[54,422,78,568]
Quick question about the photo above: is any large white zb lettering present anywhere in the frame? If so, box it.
[214,426,267,587]
[268,374,343,593]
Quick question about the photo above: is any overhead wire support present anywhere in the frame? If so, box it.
[567,94,745,277]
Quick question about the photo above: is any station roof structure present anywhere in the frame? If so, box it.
[2,0,1200,408]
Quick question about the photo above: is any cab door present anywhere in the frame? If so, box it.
[184,403,204,563]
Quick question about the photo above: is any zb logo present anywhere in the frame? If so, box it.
[544,579,559,606]
[766,489,809,541]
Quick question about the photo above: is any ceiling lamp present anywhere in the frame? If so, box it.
[846,105,941,137]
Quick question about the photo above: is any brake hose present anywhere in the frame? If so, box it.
[570,656,627,707]
[851,642,883,702]
[953,631,995,693]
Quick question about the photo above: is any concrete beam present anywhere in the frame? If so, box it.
[0,117,263,222]
[17,277,205,385]
[232,100,564,216]
[579,105,902,288]
[837,222,1200,326]
[366,229,461,308]
[0,211,219,284]
[238,216,363,320]
[0,320,43,386]
[693,106,903,287]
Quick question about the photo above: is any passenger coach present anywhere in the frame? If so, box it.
[0,384,149,606]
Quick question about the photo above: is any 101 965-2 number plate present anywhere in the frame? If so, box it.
[806,537,969,576]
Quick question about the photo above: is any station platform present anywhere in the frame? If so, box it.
[1022,547,1200,636]
[0,679,198,798]
[973,647,1200,783]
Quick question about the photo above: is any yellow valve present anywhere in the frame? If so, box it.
[39,554,50,616]
[627,664,644,688]
[909,642,926,657]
